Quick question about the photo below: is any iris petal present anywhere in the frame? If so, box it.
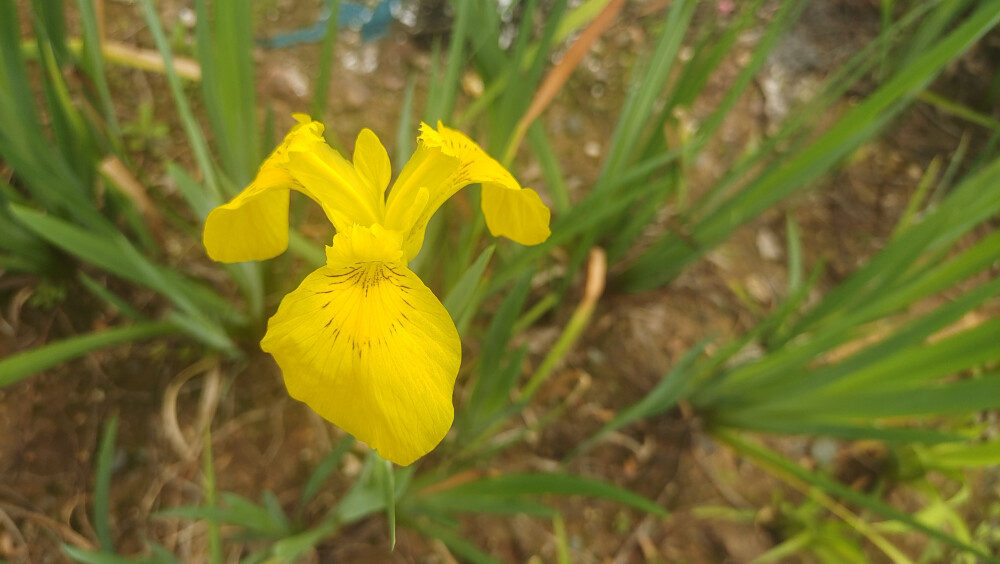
[203,166,291,262]
[202,115,387,262]
[385,121,552,258]
[261,225,460,466]
[481,184,551,246]
[353,128,392,202]
[203,115,318,263]
[284,135,382,232]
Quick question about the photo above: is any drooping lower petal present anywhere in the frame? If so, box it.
[481,183,551,245]
[261,225,460,466]
[203,167,291,262]
[203,116,321,263]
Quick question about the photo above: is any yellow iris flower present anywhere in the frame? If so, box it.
[203,115,551,465]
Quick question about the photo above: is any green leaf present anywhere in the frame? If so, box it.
[76,0,120,136]
[527,124,570,213]
[436,473,668,517]
[0,322,176,387]
[311,0,341,120]
[394,75,417,170]
[625,1,1000,291]
[62,545,178,564]
[9,204,239,350]
[410,491,556,518]
[298,435,355,515]
[573,337,712,457]
[61,546,140,564]
[443,245,495,321]
[785,215,803,293]
[403,518,507,564]
[475,273,533,401]
[919,441,1000,471]
[157,492,293,540]
[78,272,146,321]
[270,516,339,559]
[374,455,396,550]
[94,415,119,552]
[202,430,222,564]
[139,0,221,203]
[426,0,469,122]
[717,430,998,563]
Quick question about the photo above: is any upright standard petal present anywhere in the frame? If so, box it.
[261,225,460,466]
[284,129,384,232]
[352,128,392,201]
[384,121,552,258]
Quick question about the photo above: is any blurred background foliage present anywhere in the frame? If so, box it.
[0,0,998,562]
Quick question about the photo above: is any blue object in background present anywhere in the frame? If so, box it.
[263,0,399,48]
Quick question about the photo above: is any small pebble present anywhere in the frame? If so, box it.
[756,229,783,261]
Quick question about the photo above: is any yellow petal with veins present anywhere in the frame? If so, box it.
[480,183,551,245]
[353,128,392,201]
[284,132,383,232]
[203,115,387,263]
[385,122,551,259]
[203,166,291,262]
[203,115,316,263]
[261,225,460,466]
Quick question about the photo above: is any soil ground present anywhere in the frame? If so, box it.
[1,1,998,562]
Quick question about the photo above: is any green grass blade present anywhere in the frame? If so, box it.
[599,0,696,179]
[460,272,533,439]
[919,441,1000,472]
[139,0,221,203]
[394,75,416,170]
[919,90,1000,132]
[403,518,506,564]
[195,0,258,187]
[443,245,495,322]
[0,321,176,387]
[757,278,1000,401]
[477,272,533,393]
[625,0,999,291]
[717,430,998,563]
[794,375,1000,419]
[76,0,119,135]
[437,473,668,517]
[9,204,241,348]
[819,318,1000,396]
[429,0,470,122]
[298,435,355,516]
[94,414,119,552]
[527,123,570,213]
[413,493,556,518]
[783,156,1000,340]
[62,546,155,564]
[375,455,396,550]
[574,337,713,457]
[202,429,222,564]
[311,0,341,119]
[270,515,340,559]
